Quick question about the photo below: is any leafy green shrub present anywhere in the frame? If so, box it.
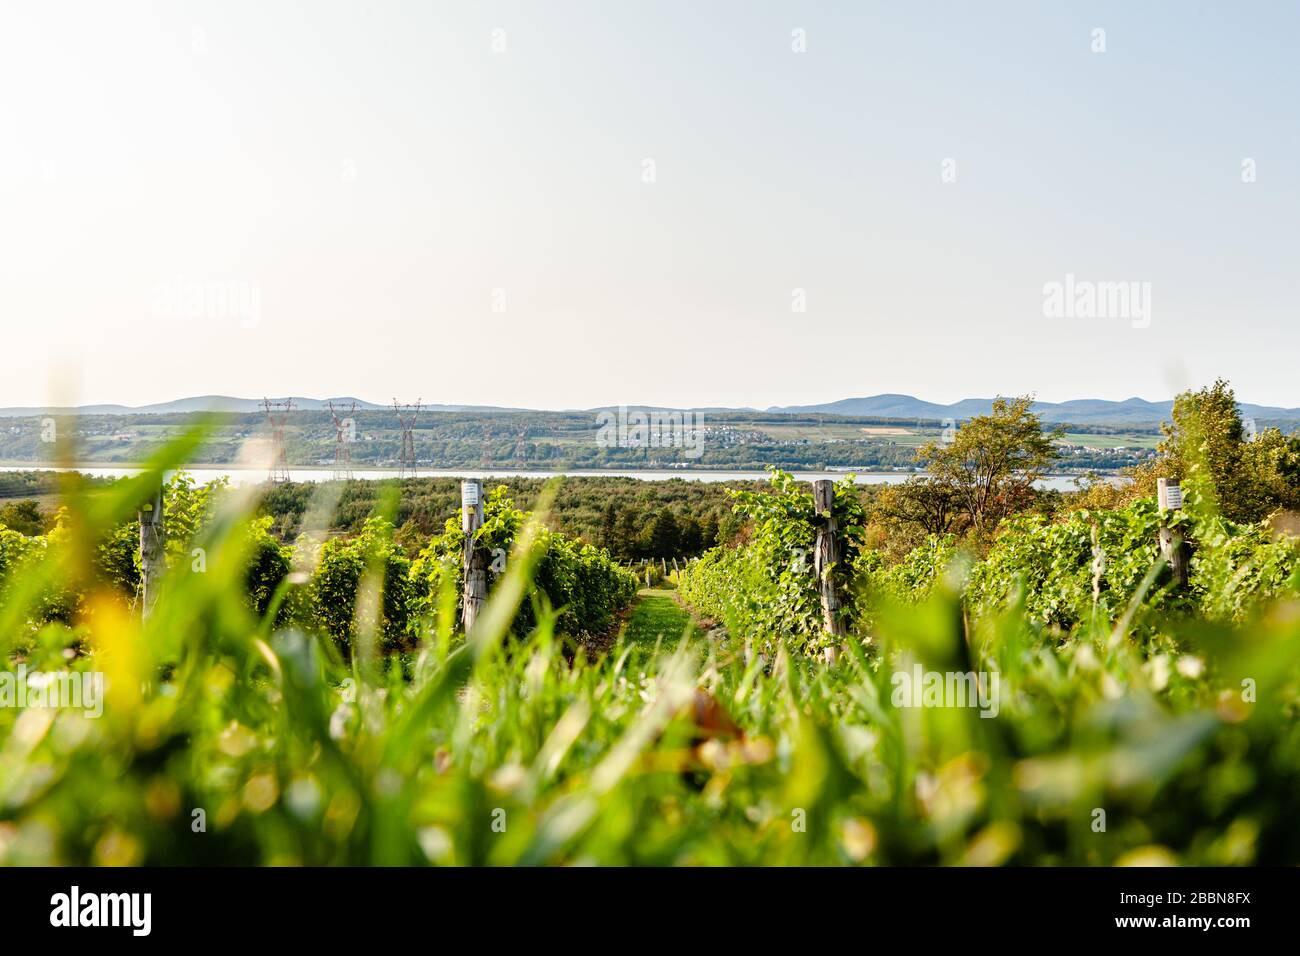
[242,515,292,618]
[309,516,415,652]
[678,470,863,654]
[1188,512,1300,621]
[410,486,636,639]
[964,486,1300,634]
[0,522,85,625]
[0,526,42,616]
[94,519,140,598]
[0,499,49,536]
[964,502,1171,631]
[0,525,35,585]
[678,544,766,637]
[79,475,292,618]
[860,534,959,600]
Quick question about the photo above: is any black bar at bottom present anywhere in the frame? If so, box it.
[0,866,1286,941]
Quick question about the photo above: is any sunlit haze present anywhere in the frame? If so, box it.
[2,1,1296,409]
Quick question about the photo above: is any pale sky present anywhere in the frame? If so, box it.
[1,1,1296,410]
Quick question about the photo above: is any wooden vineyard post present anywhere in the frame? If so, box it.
[812,479,845,663]
[1157,478,1189,589]
[138,486,165,621]
[461,480,488,633]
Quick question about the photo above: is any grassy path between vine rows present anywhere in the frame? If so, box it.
[619,588,705,650]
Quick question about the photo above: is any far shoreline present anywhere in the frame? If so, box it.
[0,461,1124,490]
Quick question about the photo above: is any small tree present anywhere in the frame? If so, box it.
[917,396,1061,536]
[874,477,966,537]
[1158,380,1244,513]
[1155,379,1300,523]
[600,502,619,551]
[1240,427,1300,520]
[644,510,681,559]
[0,499,49,536]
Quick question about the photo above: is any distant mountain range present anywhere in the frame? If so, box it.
[766,394,1300,426]
[2,393,1299,427]
[0,396,506,417]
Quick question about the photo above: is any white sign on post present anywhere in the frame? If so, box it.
[1158,479,1183,511]
[462,481,480,507]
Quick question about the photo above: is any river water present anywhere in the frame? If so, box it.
[0,464,1102,492]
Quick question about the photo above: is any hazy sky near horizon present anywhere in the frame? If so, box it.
[1,1,1296,410]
